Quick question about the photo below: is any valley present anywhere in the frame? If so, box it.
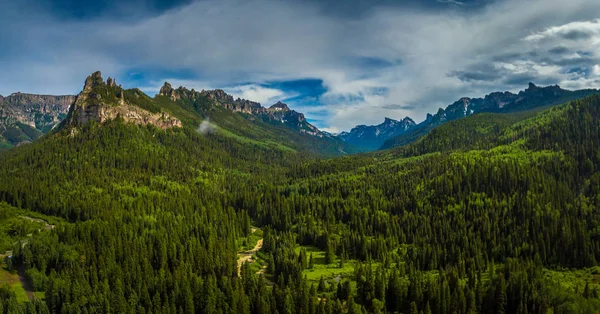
[0,72,599,313]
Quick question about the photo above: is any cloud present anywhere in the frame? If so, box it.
[436,0,465,5]
[225,84,293,105]
[3,0,600,131]
[548,46,571,54]
[524,19,600,42]
[197,118,216,135]
[379,104,417,110]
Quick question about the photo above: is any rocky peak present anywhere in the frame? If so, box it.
[159,82,173,95]
[526,82,538,91]
[402,117,416,125]
[383,117,397,125]
[269,101,290,111]
[107,77,116,88]
[338,115,418,150]
[84,71,104,91]
[201,89,235,104]
[65,71,181,130]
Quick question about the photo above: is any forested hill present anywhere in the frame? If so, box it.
[380,83,600,150]
[1,92,600,312]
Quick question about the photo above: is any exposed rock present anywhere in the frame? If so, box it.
[66,72,182,130]
[0,92,76,146]
[269,101,289,111]
[107,77,116,87]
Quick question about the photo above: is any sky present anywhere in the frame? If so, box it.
[2,0,600,132]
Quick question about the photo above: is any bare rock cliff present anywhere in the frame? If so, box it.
[66,71,182,130]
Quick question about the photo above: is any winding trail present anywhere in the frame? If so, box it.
[19,215,55,231]
[236,237,263,277]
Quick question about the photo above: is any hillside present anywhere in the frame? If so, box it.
[371,82,600,150]
[154,81,353,156]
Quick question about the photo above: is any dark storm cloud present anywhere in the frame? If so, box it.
[562,29,594,40]
[548,46,570,54]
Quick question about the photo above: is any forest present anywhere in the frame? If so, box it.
[0,91,600,313]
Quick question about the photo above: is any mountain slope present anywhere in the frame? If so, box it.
[379,83,600,150]
[155,82,353,156]
[337,117,416,151]
[0,92,75,149]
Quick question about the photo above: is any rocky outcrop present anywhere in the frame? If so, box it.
[66,72,182,130]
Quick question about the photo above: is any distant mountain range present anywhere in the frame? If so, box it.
[338,117,416,151]
[2,77,599,153]
[336,82,600,151]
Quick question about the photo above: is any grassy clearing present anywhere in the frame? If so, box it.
[0,262,28,303]
[296,246,356,283]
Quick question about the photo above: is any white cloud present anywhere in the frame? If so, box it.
[524,19,600,41]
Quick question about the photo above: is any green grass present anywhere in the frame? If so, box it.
[34,291,45,300]
[296,246,358,283]
[238,229,263,252]
[0,264,28,303]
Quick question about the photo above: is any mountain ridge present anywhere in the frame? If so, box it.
[338,116,416,151]
[379,82,600,150]
[158,82,324,137]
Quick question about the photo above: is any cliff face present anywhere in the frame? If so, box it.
[0,92,76,147]
[0,93,75,130]
[66,72,182,130]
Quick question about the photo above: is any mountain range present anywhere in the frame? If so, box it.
[337,82,600,150]
[43,71,352,156]
[2,73,599,154]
